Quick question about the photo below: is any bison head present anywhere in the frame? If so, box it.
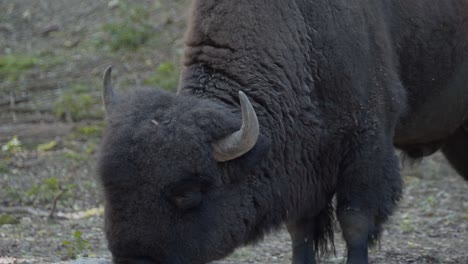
[98,67,270,264]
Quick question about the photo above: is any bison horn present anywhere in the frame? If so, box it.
[212,91,259,162]
[102,66,115,113]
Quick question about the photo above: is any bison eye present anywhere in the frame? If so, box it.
[169,183,203,210]
[171,191,202,210]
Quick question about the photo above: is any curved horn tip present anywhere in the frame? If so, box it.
[238,90,247,101]
[103,66,113,84]
[102,65,115,113]
[212,90,259,162]
[105,65,112,73]
[238,91,253,110]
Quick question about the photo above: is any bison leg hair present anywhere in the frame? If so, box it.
[286,204,334,264]
[287,217,318,264]
[336,139,402,264]
[336,209,371,264]
[442,125,468,181]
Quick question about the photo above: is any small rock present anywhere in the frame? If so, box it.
[108,0,119,9]
[22,10,31,20]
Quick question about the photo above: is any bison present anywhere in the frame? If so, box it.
[98,0,468,263]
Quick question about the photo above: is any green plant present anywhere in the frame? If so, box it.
[103,22,153,51]
[63,150,89,161]
[84,141,98,155]
[26,177,59,204]
[54,84,101,122]
[126,6,151,24]
[97,5,154,52]
[60,230,91,259]
[3,185,21,203]
[0,55,38,82]
[0,214,19,225]
[83,206,104,218]
[17,176,77,206]
[0,160,10,173]
[421,194,437,212]
[1,136,23,175]
[144,61,179,92]
[1,136,22,154]
[0,53,64,84]
[75,125,104,137]
[37,140,58,152]
[400,219,415,233]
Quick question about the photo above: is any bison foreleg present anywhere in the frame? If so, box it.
[287,217,318,264]
[336,208,372,264]
[336,138,402,264]
[286,203,335,264]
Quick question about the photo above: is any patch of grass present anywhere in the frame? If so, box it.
[26,177,75,205]
[75,125,104,137]
[63,150,89,162]
[83,207,104,218]
[1,136,22,154]
[61,138,98,160]
[144,61,179,92]
[3,186,21,202]
[59,230,91,260]
[0,160,10,173]
[1,136,22,171]
[97,5,155,52]
[0,214,19,225]
[53,84,102,122]
[5,177,77,207]
[84,141,98,155]
[421,194,437,213]
[400,219,415,233]
[37,140,58,152]
[0,55,39,81]
[0,53,64,83]
[102,22,154,52]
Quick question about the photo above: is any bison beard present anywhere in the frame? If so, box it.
[98,0,468,264]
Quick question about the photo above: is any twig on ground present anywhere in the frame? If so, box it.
[0,206,103,220]
[49,189,66,219]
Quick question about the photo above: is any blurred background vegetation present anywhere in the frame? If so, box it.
[0,0,189,260]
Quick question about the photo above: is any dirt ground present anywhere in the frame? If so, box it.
[0,0,467,263]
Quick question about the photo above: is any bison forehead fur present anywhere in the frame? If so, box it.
[98,0,468,263]
[99,88,273,263]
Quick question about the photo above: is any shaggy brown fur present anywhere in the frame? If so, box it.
[98,1,468,263]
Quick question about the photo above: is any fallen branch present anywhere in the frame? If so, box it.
[0,206,103,220]
[0,206,65,219]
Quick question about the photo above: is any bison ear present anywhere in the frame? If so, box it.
[102,66,115,114]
